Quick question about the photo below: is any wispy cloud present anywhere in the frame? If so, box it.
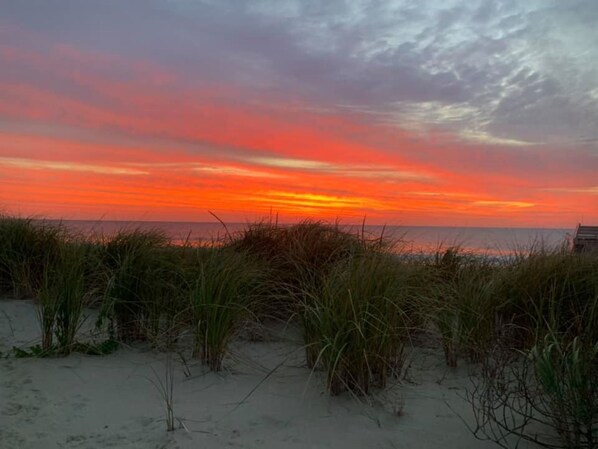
[544,186,598,195]
[408,191,476,199]
[247,156,433,181]
[248,157,330,170]
[458,130,538,147]
[0,157,148,175]
[191,164,284,179]
[472,200,536,209]
[252,190,390,212]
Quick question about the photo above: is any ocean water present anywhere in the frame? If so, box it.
[55,220,572,256]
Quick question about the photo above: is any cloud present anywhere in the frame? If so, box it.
[250,190,391,213]
[0,157,148,175]
[2,0,597,147]
[0,0,597,225]
[247,156,433,181]
[457,130,537,147]
[544,186,598,195]
[191,165,284,179]
[248,157,330,170]
[472,200,536,209]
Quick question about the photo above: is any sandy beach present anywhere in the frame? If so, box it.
[0,298,517,449]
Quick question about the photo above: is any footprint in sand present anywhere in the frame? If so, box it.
[0,428,26,446]
[2,401,24,416]
[1,369,45,424]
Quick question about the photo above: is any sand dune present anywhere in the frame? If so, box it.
[0,299,524,449]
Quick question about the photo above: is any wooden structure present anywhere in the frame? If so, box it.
[572,224,598,253]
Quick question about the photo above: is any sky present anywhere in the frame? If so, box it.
[0,0,597,227]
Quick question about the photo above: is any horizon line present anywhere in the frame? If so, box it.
[39,217,574,231]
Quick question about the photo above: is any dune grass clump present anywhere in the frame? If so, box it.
[188,247,262,371]
[530,334,597,449]
[429,246,598,368]
[97,229,177,343]
[223,219,284,260]
[226,219,397,370]
[0,215,64,298]
[469,330,598,449]
[429,247,465,367]
[498,248,598,347]
[225,219,389,320]
[430,248,501,366]
[302,251,423,395]
[466,248,598,448]
[227,219,384,271]
[36,241,89,354]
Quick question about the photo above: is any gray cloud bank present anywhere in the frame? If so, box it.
[2,0,598,147]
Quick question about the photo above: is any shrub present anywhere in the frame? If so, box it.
[468,332,597,449]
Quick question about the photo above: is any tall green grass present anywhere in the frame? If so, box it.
[225,219,390,321]
[530,334,597,449]
[0,216,64,298]
[97,229,177,343]
[188,247,262,371]
[427,246,598,367]
[469,328,598,449]
[429,248,502,366]
[2,211,597,423]
[498,247,598,346]
[225,219,398,373]
[301,251,425,395]
[37,242,89,354]
[226,219,386,267]
[464,248,598,448]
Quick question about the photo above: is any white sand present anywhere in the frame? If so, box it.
[0,299,521,449]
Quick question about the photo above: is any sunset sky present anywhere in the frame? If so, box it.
[1,1,597,227]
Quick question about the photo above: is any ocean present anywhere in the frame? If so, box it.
[54,220,572,256]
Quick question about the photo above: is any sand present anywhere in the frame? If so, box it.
[0,299,523,449]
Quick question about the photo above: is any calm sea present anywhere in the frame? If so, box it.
[54,220,572,256]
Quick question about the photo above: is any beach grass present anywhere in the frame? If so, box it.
[530,333,598,448]
[224,219,388,320]
[1,212,596,445]
[428,247,502,366]
[95,228,177,343]
[187,246,263,371]
[498,246,598,346]
[0,215,65,299]
[37,241,89,354]
[300,250,424,395]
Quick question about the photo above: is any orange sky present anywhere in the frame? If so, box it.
[1,3,597,227]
